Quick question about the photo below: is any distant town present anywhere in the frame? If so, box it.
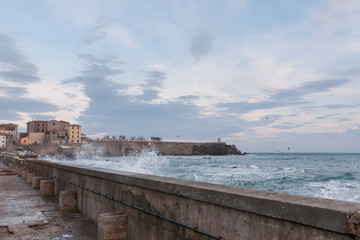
[0,120,165,148]
[0,120,82,148]
[1,120,244,156]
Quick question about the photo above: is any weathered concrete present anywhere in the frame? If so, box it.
[21,170,29,179]
[32,176,43,189]
[59,191,78,212]
[24,141,227,156]
[17,168,24,176]
[98,212,128,240]
[40,180,54,197]
[2,155,360,240]
[0,162,97,240]
[26,172,35,184]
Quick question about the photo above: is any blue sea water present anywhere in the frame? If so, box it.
[44,152,360,203]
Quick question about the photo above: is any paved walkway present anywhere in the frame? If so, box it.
[0,162,97,240]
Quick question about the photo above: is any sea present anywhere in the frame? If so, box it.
[43,152,360,203]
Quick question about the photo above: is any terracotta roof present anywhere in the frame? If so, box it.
[68,124,81,127]
[0,126,15,130]
[0,124,17,127]
[0,133,12,136]
[27,120,48,124]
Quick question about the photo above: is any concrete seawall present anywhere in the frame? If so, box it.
[2,155,360,240]
[23,141,241,156]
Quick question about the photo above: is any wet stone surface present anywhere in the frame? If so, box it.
[0,163,97,240]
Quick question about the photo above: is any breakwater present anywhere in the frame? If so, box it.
[24,141,243,156]
[1,155,360,240]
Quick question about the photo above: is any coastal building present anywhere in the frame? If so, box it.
[45,120,70,144]
[65,124,82,143]
[0,133,13,147]
[20,136,31,145]
[25,120,82,145]
[27,120,48,134]
[0,123,18,143]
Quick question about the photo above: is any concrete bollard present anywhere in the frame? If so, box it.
[17,168,24,176]
[27,173,36,184]
[40,180,55,197]
[59,191,77,212]
[98,212,128,240]
[21,170,29,179]
[32,176,44,189]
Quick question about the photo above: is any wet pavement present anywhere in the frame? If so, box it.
[0,162,97,240]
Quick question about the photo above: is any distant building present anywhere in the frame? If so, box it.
[25,120,82,145]
[0,123,18,143]
[65,124,82,143]
[27,120,48,134]
[0,133,13,147]
[45,120,70,144]
[20,136,30,145]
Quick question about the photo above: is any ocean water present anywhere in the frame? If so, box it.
[43,152,360,203]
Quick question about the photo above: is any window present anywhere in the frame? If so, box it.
[77,127,79,129]
[72,131,74,134]
[72,126,74,129]
[72,135,74,138]
[38,123,40,127]
[77,131,79,134]
[77,140,79,142]
[53,122,55,126]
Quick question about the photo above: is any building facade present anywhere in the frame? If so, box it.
[27,121,48,134]
[45,120,70,144]
[0,123,18,143]
[65,124,82,143]
[24,120,82,145]
[0,133,13,147]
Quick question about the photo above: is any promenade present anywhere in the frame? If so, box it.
[0,162,97,240]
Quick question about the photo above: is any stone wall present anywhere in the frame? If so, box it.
[24,141,204,156]
[2,155,360,240]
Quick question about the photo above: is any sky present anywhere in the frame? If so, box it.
[0,0,360,152]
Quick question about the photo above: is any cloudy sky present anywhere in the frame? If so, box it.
[1,0,359,152]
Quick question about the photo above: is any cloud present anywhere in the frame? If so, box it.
[0,95,58,120]
[0,85,27,98]
[315,113,339,120]
[271,79,350,102]
[83,16,111,44]
[188,31,214,62]
[176,95,200,101]
[335,68,360,77]
[63,54,246,139]
[137,71,166,102]
[0,36,58,120]
[219,79,351,114]
[0,34,39,83]
[314,0,360,35]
